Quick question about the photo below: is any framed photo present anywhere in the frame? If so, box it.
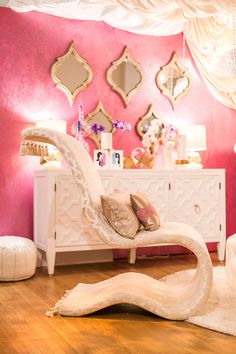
[109,150,123,169]
[93,149,109,169]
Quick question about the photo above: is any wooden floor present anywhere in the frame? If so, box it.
[0,252,235,354]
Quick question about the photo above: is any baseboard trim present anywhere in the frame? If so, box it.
[37,249,113,268]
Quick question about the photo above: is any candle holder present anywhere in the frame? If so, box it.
[101,132,113,150]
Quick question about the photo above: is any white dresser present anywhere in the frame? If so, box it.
[34,168,226,275]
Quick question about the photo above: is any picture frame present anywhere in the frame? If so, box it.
[93,149,109,169]
[109,150,123,169]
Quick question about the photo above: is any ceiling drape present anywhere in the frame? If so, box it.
[1,0,236,109]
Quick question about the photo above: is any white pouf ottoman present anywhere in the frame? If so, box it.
[0,236,37,281]
[226,234,236,291]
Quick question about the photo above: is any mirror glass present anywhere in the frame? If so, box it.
[136,105,165,139]
[85,102,115,148]
[111,61,142,96]
[51,42,93,104]
[106,47,144,106]
[156,53,192,109]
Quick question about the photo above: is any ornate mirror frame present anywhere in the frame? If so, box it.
[136,104,164,139]
[50,42,93,104]
[156,52,192,109]
[85,102,115,148]
[106,46,144,107]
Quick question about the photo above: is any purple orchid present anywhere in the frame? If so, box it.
[113,120,131,131]
[90,123,105,134]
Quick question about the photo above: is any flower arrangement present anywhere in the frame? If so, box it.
[127,121,178,169]
[88,119,131,136]
[113,119,131,132]
[142,119,165,155]
[162,124,178,149]
[142,121,178,152]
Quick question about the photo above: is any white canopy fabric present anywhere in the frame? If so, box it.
[1,0,236,109]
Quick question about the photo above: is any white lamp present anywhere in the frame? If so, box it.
[35,119,67,168]
[185,125,207,168]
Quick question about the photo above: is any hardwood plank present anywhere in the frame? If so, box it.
[0,252,235,353]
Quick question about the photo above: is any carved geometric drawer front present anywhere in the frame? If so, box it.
[101,177,114,194]
[116,176,169,222]
[55,176,103,247]
[169,176,221,240]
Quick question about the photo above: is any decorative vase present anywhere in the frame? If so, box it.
[162,146,173,169]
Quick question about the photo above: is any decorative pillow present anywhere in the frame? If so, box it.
[130,192,160,231]
[100,192,140,239]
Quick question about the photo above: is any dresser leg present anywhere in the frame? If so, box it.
[129,248,136,264]
[46,247,56,276]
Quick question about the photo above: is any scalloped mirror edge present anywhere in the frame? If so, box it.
[156,52,192,109]
[106,46,144,107]
[85,101,115,148]
[50,41,93,104]
[136,104,164,139]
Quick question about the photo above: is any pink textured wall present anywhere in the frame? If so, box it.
[0,8,236,256]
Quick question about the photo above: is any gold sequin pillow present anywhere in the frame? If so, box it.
[130,192,160,231]
[101,193,140,239]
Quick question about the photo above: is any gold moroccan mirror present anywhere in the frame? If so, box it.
[50,42,93,104]
[156,52,192,109]
[85,102,115,148]
[106,47,144,107]
[136,105,164,139]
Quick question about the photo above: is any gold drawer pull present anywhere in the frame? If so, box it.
[193,204,201,214]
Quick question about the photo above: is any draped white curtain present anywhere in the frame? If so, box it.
[1,0,236,109]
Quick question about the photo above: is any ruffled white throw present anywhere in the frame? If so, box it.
[162,266,236,336]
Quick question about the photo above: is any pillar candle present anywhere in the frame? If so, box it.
[101,132,113,149]
[177,134,187,160]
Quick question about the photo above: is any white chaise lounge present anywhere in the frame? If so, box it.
[21,127,213,320]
